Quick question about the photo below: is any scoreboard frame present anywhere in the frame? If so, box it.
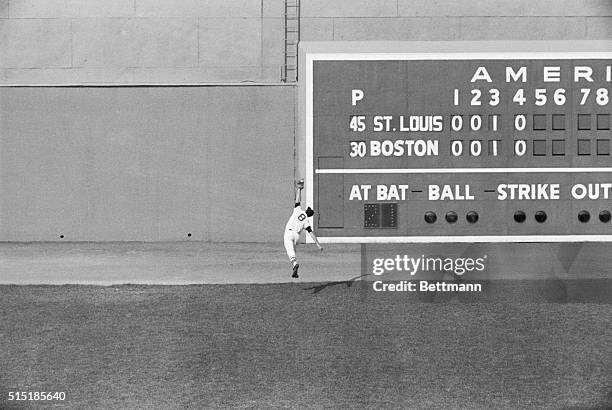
[297,41,612,243]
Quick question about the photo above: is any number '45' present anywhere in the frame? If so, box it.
[350,115,366,132]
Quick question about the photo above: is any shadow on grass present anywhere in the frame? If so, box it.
[562,388,612,410]
[303,274,371,294]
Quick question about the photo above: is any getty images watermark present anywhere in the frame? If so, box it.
[371,254,487,292]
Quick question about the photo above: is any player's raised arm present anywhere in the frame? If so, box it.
[294,178,304,207]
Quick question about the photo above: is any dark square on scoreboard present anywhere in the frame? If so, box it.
[597,139,610,156]
[533,140,547,156]
[578,139,591,156]
[381,203,398,228]
[533,114,546,131]
[552,114,566,131]
[578,114,591,130]
[552,139,565,156]
[597,114,610,130]
[364,204,380,228]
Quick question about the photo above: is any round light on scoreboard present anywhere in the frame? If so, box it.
[578,210,590,223]
[445,211,458,224]
[535,211,547,223]
[599,210,611,223]
[514,211,526,223]
[466,211,479,224]
[424,211,437,224]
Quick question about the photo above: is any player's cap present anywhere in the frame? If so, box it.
[306,207,315,217]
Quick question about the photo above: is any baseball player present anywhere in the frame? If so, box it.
[284,179,323,278]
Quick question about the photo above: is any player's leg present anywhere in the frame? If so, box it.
[284,231,299,277]
[284,235,297,266]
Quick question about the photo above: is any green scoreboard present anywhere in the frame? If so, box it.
[298,41,612,243]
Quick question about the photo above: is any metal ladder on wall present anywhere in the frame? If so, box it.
[282,0,300,82]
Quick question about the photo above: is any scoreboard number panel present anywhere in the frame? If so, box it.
[299,41,612,243]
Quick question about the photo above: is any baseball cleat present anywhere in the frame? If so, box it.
[292,263,299,278]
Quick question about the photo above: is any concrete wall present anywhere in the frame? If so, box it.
[0,86,295,241]
[0,0,286,84]
[301,0,612,42]
[1,0,611,84]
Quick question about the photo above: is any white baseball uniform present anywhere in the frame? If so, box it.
[284,205,311,261]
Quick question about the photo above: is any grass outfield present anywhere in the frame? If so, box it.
[0,284,611,409]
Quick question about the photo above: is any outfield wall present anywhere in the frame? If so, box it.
[0,86,295,241]
[1,0,611,241]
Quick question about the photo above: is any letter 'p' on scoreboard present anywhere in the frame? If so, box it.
[297,41,612,243]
